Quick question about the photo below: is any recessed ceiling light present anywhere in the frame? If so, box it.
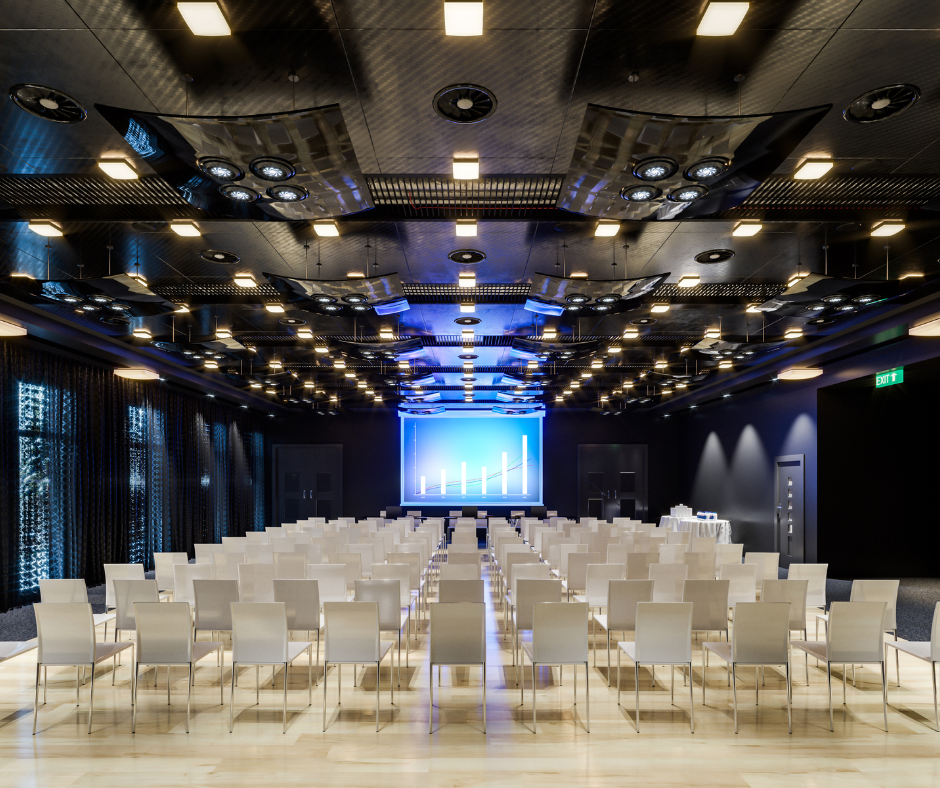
[357,381,366,388]
[458,272,476,288]
[580,371,591,378]
[732,221,763,236]
[778,368,823,380]
[216,327,232,339]
[97,160,138,180]
[345,372,356,378]
[595,220,620,237]
[444,0,483,36]
[608,345,622,353]
[697,2,749,36]
[171,222,200,237]
[590,360,602,369]
[718,360,732,369]
[269,360,282,370]
[654,361,667,369]
[174,304,190,313]
[28,221,63,237]
[570,381,580,388]
[204,360,219,369]
[542,328,557,340]
[704,328,720,339]
[453,157,479,179]
[871,221,905,237]
[784,328,804,339]
[313,220,339,237]
[346,271,365,279]
[132,327,151,339]
[746,303,762,313]
[456,219,477,237]
[333,360,346,369]
[677,274,700,288]
[264,304,286,313]
[794,159,833,180]
[900,272,924,280]
[570,272,589,278]
[651,303,670,313]
[787,271,810,288]
[250,381,262,389]
[0,319,27,337]
[459,302,476,313]
[461,328,475,337]
[623,329,639,339]
[910,317,940,337]
[379,329,394,340]
[177,2,231,35]
[314,344,329,353]
[233,274,255,288]
[297,328,313,339]
[398,361,410,369]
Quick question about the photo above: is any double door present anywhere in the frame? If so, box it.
[577,444,648,521]
[273,444,343,525]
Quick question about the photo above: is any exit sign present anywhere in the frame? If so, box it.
[875,367,904,388]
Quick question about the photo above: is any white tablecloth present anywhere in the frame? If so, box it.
[676,517,732,544]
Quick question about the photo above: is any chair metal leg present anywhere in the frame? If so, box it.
[786,663,792,735]
[308,648,313,707]
[933,663,939,733]
[842,664,846,706]
[32,664,40,735]
[532,661,536,733]
[429,662,433,735]
[606,630,611,687]
[220,650,224,705]
[756,666,759,705]
[187,664,192,733]
[827,663,833,732]
[482,663,486,734]
[375,660,380,733]
[573,661,577,705]
[229,661,236,732]
[881,660,888,732]
[132,664,139,733]
[168,664,172,705]
[617,649,621,705]
[893,631,900,685]
[283,661,288,734]
[732,664,738,734]
[87,663,96,735]
[688,662,693,734]
[634,663,640,732]
[585,662,590,733]
[76,666,81,705]
[322,661,328,732]
[43,666,46,705]
[256,664,260,706]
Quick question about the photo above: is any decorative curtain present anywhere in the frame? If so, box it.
[0,339,269,614]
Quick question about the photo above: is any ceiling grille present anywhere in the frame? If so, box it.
[403,283,531,303]
[738,175,940,209]
[0,175,190,206]
[151,282,281,297]
[653,283,785,299]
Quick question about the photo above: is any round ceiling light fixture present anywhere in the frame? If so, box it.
[198,157,243,181]
[822,295,847,304]
[592,304,612,312]
[249,156,295,181]
[454,317,481,325]
[448,249,486,264]
[342,294,368,304]
[9,83,87,123]
[566,294,590,304]
[50,293,83,304]
[632,157,678,181]
[630,317,657,325]
[107,303,131,312]
[200,249,240,264]
[87,294,114,304]
[278,317,306,326]
[219,184,260,202]
[313,295,337,304]
[350,304,371,312]
[844,84,920,124]
[321,304,342,312]
[620,185,662,202]
[266,184,307,202]
[564,304,583,312]
[458,354,478,360]
[596,294,619,304]
[807,317,835,326]
[433,84,498,124]
[694,249,735,264]
[668,185,709,203]
[853,294,878,304]
[684,157,730,181]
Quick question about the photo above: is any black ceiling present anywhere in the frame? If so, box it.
[2,0,940,410]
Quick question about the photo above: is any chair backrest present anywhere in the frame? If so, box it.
[761,579,808,630]
[153,552,189,590]
[387,552,421,590]
[246,547,274,564]
[607,543,630,567]
[665,530,690,545]
[511,562,552,600]
[531,602,589,664]
[850,579,899,631]
[372,563,412,607]
[439,579,485,604]
[364,535,387,563]
[440,563,481,581]
[451,531,478,546]
[238,563,276,603]
[135,602,193,664]
[271,579,320,632]
[245,531,270,544]
[104,563,145,608]
[649,563,689,603]
[583,563,626,607]
[514,579,563,631]
[430,603,485,664]
[684,551,717,581]
[714,543,744,572]
[787,563,828,607]
[348,543,375,574]
[231,602,289,664]
[222,536,248,553]
[194,543,223,563]
[113,579,159,630]
[447,551,482,571]
[605,579,653,631]
[39,579,87,604]
[720,563,758,605]
[691,535,717,552]
[744,552,779,584]
[323,602,381,663]
[307,564,348,604]
[505,551,540,588]
[682,579,730,632]
[34,603,95,665]
[566,551,605,590]
[328,552,362,591]
[659,544,689,564]
[931,602,940,662]
[273,552,307,579]
[269,537,296,553]
[193,579,239,630]
[626,551,658,580]
[174,563,215,606]
[731,602,791,664]
[212,552,246,581]
[355,580,404,632]
[293,543,323,566]
[827,601,888,663]
[557,543,588,575]
[634,602,693,664]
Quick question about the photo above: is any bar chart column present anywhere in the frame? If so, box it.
[522,435,528,495]
[440,468,446,497]
[481,467,487,495]
[502,452,508,494]
[461,462,467,495]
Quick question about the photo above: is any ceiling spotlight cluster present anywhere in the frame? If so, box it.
[199,154,307,204]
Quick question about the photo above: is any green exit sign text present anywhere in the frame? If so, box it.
[875,367,904,388]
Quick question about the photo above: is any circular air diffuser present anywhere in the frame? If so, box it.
[844,84,920,123]
[200,249,240,264]
[448,249,486,264]
[433,84,498,124]
[9,84,87,123]
[198,157,244,181]
[694,249,735,264]
[454,317,481,325]
[632,157,678,182]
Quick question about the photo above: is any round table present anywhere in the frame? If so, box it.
[675,517,732,544]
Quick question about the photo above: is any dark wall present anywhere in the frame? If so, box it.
[271,409,680,521]
[818,358,940,578]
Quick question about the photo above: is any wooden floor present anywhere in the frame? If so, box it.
[3,565,939,788]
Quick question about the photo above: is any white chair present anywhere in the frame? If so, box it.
[112,580,159,683]
[617,602,694,732]
[246,547,274,565]
[659,544,689,564]
[683,579,730,642]
[238,563,276,603]
[665,531,690,546]
[788,563,828,608]
[322,602,395,732]
[720,563,758,607]
[714,543,744,573]
[294,543,323,566]
[104,564,145,609]
[194,543,223,564]
[626,552,658,581]
[512,579,563,677]
[355,580,410,686]
[307,564,349,604]
[744,552,779,590]
[792,601,889,731]
[607,544,630,567]
[273,579,323,684]
[329,552,363,592]
[595,580,653,686]
[229,602,313,733]
[153,552,189,594]
[684,552,717,581]
[650,563,689,604]
[762,579,809,638]
[703,602,792,733]
[373,563,418,642]
[573,564,625,664]
[564,552,605,599]
[132,602,223,733]
[273,552,306,580]
[691,535,717,553]
[193,579,238,642]
[885,601,940,730]
[245,531,270,545]
[429,602,486,735]
[348,544,375,578]
[439,579,485,604]
[39,579,115,638]
[441,564,480,581]
[32,603,133,735]
[222,536,248,553]
[174,563,214,606]
[520,602,589,733]
[213,552,246,581]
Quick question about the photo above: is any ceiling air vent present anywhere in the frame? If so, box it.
[9,83,87,123]
[448,249,486,264]
[694,249,735,264]
[843,84,920,124]
[433,84,497,124]
[200,249,240,265]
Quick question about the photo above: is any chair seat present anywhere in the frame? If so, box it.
[0,640,37,663]
[93,641,134,664]
[617,640,637,662]
[816,612,829,623]
[885,640,934,662]
[287,641,312,664]
[329,641,395,664]
[193,641,224,663]
[93,613,116,627]
[593,614,610,632]
[521,641,584,665]
[791,640,827,661]
[703,641,733,663]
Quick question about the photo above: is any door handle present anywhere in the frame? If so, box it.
[303,490,306,499]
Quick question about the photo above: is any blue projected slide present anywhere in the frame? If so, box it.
[401,412,543,506]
